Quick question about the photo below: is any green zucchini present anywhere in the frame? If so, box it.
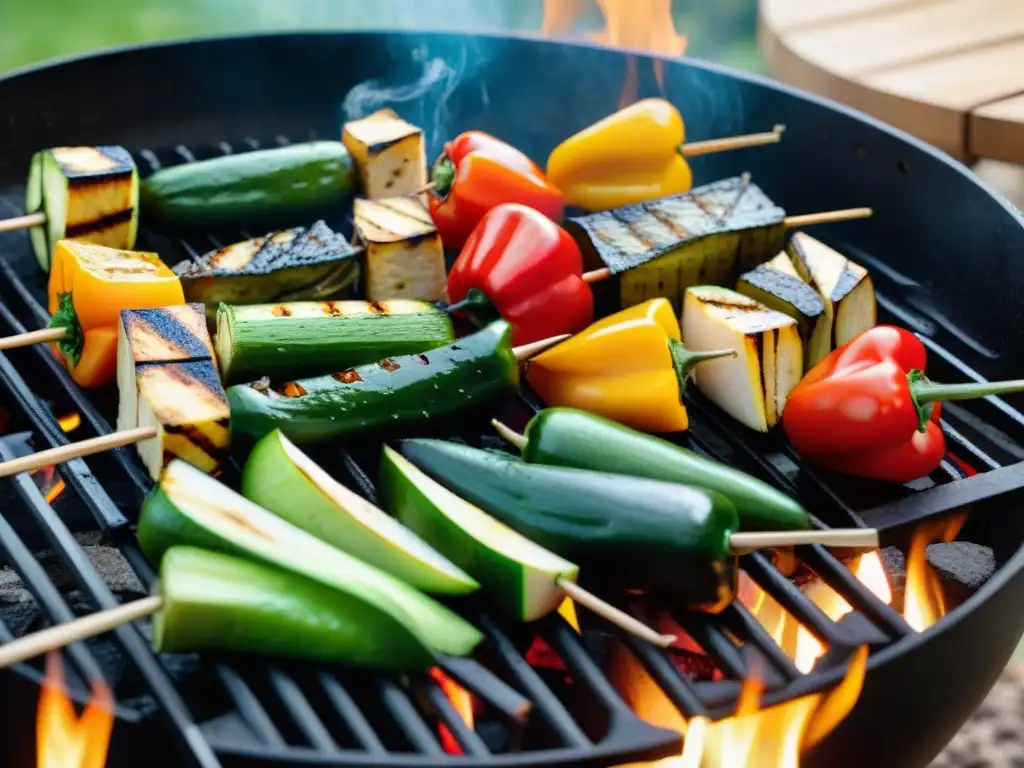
[378,446,578,621]
[227,320,519,448]
[242,429,479,594]
[138,460,482,656]
[503,408,809,532]
[155,546,434,671]
[398,439,740,613]
[141,142,355,232]
[217,299,455,384]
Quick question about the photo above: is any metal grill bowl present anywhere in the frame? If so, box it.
[1,31,1024,768]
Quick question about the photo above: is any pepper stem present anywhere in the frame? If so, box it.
[909,368,1024,429]
[48,292,83,368]
[430,155,456,199]
[445,288,502,328]
[491,419,527,452]
[668,339,736,402]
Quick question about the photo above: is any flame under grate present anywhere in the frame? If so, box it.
[0,134,1022,767]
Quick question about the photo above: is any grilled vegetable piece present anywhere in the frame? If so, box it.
[683,286,803,432]
[353,197,447,302]
[155,546,434,671]
[227,320,519,448]
[173,221,360,308]
[139,460,483,656]
[737,252,831,368]
[342,109,428,199]
[141,141,355,232]
[398,440,739,612]
[378,446,578,621]
[216,299,454,384]
[243,430,479,594]
[135,360,230,480]
[507,408,810,532]
[564,176,786,310]
[787,232,877,350]
[26,146,139,272]
[117,303,214,431]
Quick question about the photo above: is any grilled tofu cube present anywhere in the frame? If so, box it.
[135,360,230,480]
[173,221,360,309]
[564,176,786,311]
[353,197,447,302]
[117,303,215,432]
[683,286,803,432]
[342,109,428,199]
[25,146,139,272]
[787,232,876,350]
[736,252,832,368]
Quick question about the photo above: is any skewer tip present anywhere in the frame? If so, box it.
[581,267,612,284]
[491,419,527,451]
[513,334,571,362]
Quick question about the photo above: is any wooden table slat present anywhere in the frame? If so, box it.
[761,0,930,33]
[972,95,1024,164]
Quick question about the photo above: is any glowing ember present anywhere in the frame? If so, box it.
[429,667,475,755]
[57,412,82,433]
[28,410,81,505]
[37,653,114,768]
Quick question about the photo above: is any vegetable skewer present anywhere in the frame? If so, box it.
[0,330,569,480]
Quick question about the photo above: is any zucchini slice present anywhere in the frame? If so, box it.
[139,460,483,657]
[216,299,454,384]
[736,252,832,368]
[155,546,434,671]
[378,446,579,621]
[26,146,138,272]
[683,286,803,432]
[787,232,877,350]
[242,430,479,595]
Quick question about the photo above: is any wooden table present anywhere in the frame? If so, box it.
[758,0,1024,163]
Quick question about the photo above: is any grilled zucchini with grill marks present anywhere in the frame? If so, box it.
[787,233,876,350]
[564,176,786,311]
[683,286,802,432]
[353,197,447,302]
[173,221,360,309]
[135,359,230,480]
[342,109,428,199]
[117,303,215,432]
[736,252,832,368]
[26,146,139,272]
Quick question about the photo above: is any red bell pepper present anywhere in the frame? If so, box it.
[447,203,593,346]
[428,131,564,250]
[783,325,1024,482]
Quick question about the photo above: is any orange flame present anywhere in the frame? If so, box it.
[57,412,82,433]
[29,411,80,505]
[429,667,475,755]
[37,653,114,768]
[904,513,967,632]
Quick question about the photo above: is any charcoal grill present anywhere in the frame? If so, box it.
[2,30,1024,768]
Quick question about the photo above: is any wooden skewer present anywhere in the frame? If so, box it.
[729,528,880,555]
[0,426,156,479]
[0,594,163,670]
[784,208,873,228]
[679,124,786,158]
[581,267,611,284]
[0,211,46,234]
[513,334,570,362]
[0,326,67,351]
[556,579,675,647]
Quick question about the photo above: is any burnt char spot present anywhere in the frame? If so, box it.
[125,305,212,359]
[385,180,395,189]
[417,354,430,365]
[65,208,135,239]
[219,508,275,541]
[379,359,401,372]
[392,168,403,178]
[163,423,225,460]
[367,301,387,314]
[272,305,292,318]
[451,345,462,351]
[333,369,363,384]
[321,302,343,317]
[699,298,761,313]
[277,381,308,397]
[753,331,767,408]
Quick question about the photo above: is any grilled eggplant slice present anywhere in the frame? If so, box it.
[25,146,138,272]
[173,221,360,309]
[736,252,832,368]
[135,359,230,480]
[117,303,215,432]
[683,286,802,432]
[353,197,447,302]
[787,232,877,350]
[564,176,786,311]
[342,109,428,199]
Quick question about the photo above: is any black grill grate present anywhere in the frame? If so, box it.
[2,134,1024,767]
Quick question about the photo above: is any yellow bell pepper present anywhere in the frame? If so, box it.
[525,298,734,432]
[546,99,692,212]
[48,240,184,388]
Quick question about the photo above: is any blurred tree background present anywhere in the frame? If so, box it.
[0,0,765,74]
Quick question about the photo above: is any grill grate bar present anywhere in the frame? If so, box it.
[620,634,708,716]
[416,676,491,756]
[376,678,446,756]
[670,612,747,680]
[267,667,340,752]
[939,419,1002,471]
[318,673,388,755]
[217,666,286,747]
[435,654,533,726]
[719,602,802,681]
